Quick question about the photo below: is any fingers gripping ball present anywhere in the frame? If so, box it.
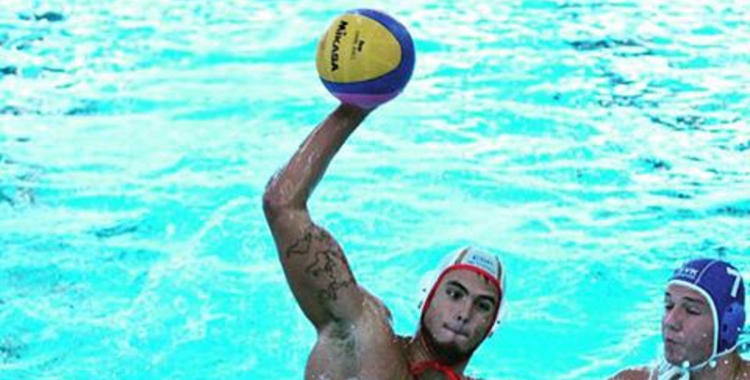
[316,9,415,109]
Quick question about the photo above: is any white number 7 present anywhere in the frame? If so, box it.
[727,267,742,298]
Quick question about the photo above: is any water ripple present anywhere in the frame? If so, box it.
[2,0,749,379]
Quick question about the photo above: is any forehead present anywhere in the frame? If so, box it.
[441,268,500,299]
[666,283,708,304]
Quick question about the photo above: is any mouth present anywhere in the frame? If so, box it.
[443,324,469,338]
[664,337,680,348]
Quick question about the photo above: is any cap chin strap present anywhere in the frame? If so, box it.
[409,333,462,380]
[659,347,734,380]
[686,346,733,372]
[409,360,461,380]
[657,359,690,380]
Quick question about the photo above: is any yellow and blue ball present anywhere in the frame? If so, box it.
[316,9,415,109]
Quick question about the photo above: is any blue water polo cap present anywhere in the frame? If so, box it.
[669,258,746,358]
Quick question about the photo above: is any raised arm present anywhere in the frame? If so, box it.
[262,104,371,331]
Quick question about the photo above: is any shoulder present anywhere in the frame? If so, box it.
[740,358,750,377]
[608,367,651,380]
[360,287,393,323]
[320,287,394,337]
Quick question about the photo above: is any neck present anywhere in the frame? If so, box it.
[689,352,746,380]
[407,331,469,378]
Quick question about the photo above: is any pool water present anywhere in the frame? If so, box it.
[1,0,749,379]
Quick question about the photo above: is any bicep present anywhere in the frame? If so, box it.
[266,208,364,330]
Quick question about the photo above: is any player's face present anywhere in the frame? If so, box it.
[422,269,500,360]
[662,284,714,366]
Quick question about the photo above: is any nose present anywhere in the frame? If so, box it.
[663,307,682,332]
[454,300,473,323]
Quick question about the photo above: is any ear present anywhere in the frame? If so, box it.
[720,302,745,351]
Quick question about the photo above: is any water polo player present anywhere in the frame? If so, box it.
[263,9,506,379]
[610,258,749,380]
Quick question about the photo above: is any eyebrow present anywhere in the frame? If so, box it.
[446,280,497,305]
[447,280,469,293]
[684,296,706,305]
[664,292,706,306]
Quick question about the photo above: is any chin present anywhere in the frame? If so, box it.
[664,346,684,365]
[425,330,474,362]
[664,353,682,366]
[432,335,464,352]
[664,350,709,368]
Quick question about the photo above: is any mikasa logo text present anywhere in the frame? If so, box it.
[330,20,348,71]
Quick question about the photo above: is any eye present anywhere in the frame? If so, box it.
[686,307,701,315]
[664,302,674,311]
[477,300,494,313]
[446,288,462,300]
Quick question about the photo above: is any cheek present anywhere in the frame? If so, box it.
[465,317,493,346]
[424,298,447,324]
[699,317,714,342]
[698,328,713,347]
[470,313,493,334]
[686,318,714,350]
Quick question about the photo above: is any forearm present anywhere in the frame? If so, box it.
[263,104,370,212]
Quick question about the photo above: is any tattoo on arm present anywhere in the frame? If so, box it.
[285,226,356,302]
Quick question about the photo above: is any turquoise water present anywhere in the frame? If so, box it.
[1,0,749,379]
